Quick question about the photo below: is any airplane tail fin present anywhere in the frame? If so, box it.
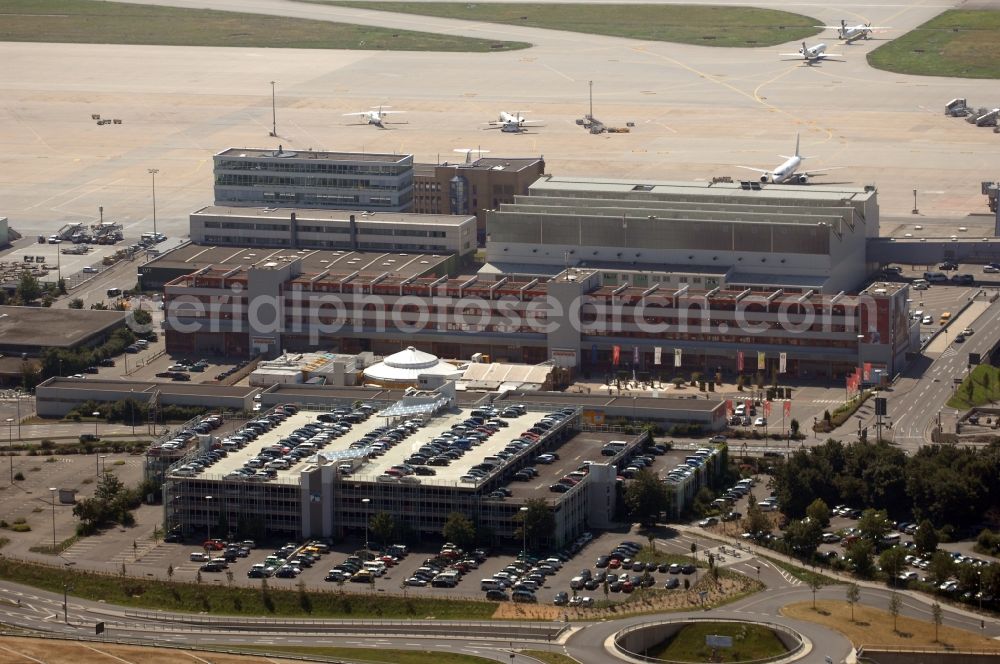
[794,133,800,158]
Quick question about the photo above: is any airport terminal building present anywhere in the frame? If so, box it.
[161,259,913,379]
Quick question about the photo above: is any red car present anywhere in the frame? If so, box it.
[202,539,225,551]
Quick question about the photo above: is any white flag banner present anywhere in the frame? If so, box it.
[674,348,682,367]
[779,352,787,374]
[654,347,662,365]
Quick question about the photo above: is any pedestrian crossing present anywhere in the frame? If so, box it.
[941,346,958,358]
[810,399,844,405]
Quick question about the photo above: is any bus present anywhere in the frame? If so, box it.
[939,312,951,325]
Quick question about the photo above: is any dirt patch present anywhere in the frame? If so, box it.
[0,636,307,664]
[781,600,1000,651]
[492,574,759,621]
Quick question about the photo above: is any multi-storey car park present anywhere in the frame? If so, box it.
[159,386,724,546]
[161,258,914,379]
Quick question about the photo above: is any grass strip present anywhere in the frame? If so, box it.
[0,0,529,52]
[868,10,1000,79]
[315,2,821,47]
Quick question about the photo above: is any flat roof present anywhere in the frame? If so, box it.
[530,175,876,203]
[504,430,634,502]
[350,408,543,484]
[146,244,452,278]
[215,148,409,164]
[199,404,583,486]
[192,206,474,227]
[498,392,725,413]
[0,306,127,349]
[414,156,543,174]
[40,377,258,398]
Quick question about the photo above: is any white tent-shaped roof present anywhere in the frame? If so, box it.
[363,346,462,384]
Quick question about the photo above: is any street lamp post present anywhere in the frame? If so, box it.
[6,417,13,484]
[270,81,277,137]
[205,495,213,542]
[361,498,371,552]
[93,411,101,476]
[979,570,983,613]
[49,487,58,551]
[148,168,159,240]
[520,506,529,557]
[62,560,76,623]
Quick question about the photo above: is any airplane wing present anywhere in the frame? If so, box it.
[380,111,406,115]
[735,166,770,174]
[779,53,804,57]
[803,167,844,177]
[819,53,844,58]
[343,112,368,117]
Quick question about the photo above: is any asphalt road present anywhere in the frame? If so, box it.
[878,296,1000,450]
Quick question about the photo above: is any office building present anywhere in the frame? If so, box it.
[189,206,476,255]
[413,156,545,244]
[213,147,413,212]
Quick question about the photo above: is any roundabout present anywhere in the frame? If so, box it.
[610,618,806,664]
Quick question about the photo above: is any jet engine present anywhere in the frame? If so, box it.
[797,174,809,183]
[760,175,770,183]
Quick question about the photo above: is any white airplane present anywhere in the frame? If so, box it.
[735,134,840,184]
[454,148,490,164]
[343,106,405,129]
[484,111,542,133]
[820,20,892,43]
[780,42,842,64]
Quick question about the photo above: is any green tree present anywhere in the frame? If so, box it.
[743,503,771,538]
[624,469,667,526]
[369,511,395,549]
[520,498,555,552]
[928,550,955,587]
[858,508,891,543]
[931,601,943,642]
[879,546,907,581]
[808,576,821,609]
[846,539,875,578]
[913,519,938,556]
[846,583,860,622]
[783,518,823,560]
[15,273,42,304]
[888,592,901,633]
[442,512,476,551]
[132,309,153,327]
[805,498,831,529]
